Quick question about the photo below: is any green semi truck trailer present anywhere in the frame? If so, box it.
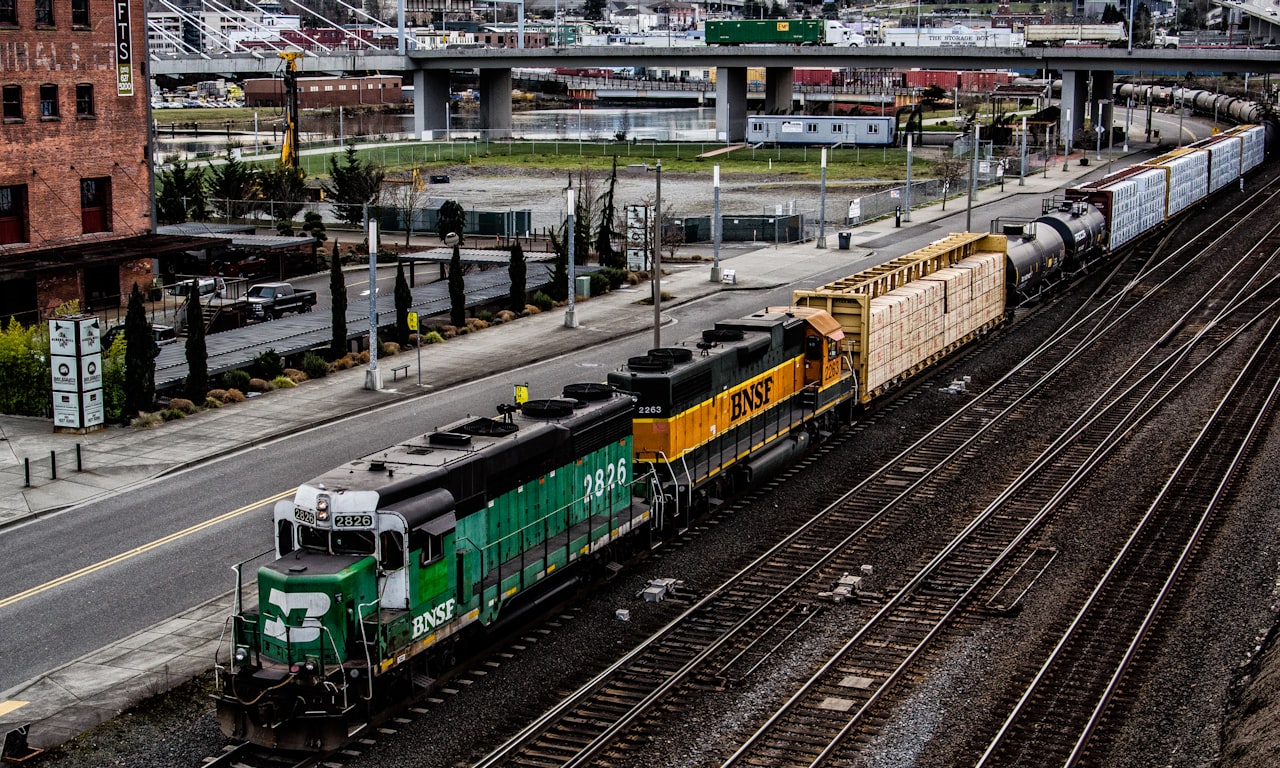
[705,19,866,46]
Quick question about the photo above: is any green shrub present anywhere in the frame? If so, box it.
[161,409,187,421]
[588,273,610,297]
[301,352,329,379]
[271,375,297,389]
[256,348,284,379]
[167,397,197,414]
[422,331,445,344]
[222,369,251,391]
[203,397,223,409]
[531,291,554,311]
[0,318,50,417]
[600,267,628,290]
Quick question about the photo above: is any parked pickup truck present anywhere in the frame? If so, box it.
[246,282,317,320]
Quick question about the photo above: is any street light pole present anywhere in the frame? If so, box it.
[565,185,578,328]
[966,123,979,232]
[1124,96,1131,152]
[817,147,828,249]
[710,164,722,282]
[653,161,662,349]
[364,220,382,391]
[1019,115,1027,186]
[1062,107,1071,172]
[904,133,913,221]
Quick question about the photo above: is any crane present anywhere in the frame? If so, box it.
[278,51,302,168]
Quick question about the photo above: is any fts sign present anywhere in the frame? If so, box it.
[114,1,134,97]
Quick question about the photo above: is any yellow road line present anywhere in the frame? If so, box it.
[0,700,28,717]
[0,490,293,611]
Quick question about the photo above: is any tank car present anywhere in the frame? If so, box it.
[609,307,854,521]
[1035,200,1106,273]
[216,384,648,751]
[1001,221,1065,300]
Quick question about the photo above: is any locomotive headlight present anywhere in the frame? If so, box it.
[303,659,317,673]
[315,494,330,521]
[233,647,249,663]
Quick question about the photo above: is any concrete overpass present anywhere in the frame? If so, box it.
[149,46,1280,142]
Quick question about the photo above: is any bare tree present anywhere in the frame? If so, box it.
[384,170,428,247]
[932,155,968,211]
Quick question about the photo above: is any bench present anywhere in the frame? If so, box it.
[390,364,411,381]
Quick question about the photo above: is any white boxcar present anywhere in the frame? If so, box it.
[746,115,897,146]
[1141,149,1209,217]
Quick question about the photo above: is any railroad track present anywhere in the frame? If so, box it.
[466,180,1280,768]
[975,312,1280,767]
[713,201,1280,766]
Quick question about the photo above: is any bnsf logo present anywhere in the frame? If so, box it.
[412,598,458,638]
[730,379,774,421]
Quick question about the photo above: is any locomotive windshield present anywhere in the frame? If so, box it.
[298,525,376,556]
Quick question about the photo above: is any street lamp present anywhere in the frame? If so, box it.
[710,164,722,283]
[1123,96,1131,152]
[565,185,578,328]
[817,148,828,249]
[1062,107,1071,172]
[651,162,662,349]
[905,133,914,221]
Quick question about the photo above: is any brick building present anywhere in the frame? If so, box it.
[243,74,404,109]
[0,0,208,324]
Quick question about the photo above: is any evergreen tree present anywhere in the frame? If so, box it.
[508,242,527,312]
[546,223,570,301]
[324,146,385,227]
[583,0,606,20]
[207,148,258,220]
[301,210,327,243]
[329,249,348,357]
[156,159,208,225]
[448,244,466,327]
[573,186,591,268]
[258,162,308,232]
[123,283,156,417]
[596,159,624,269]
[184,280,209,401]
[394,261,412,346]
[437,199,466,245]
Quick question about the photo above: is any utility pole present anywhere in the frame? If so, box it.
[653,162,662,349]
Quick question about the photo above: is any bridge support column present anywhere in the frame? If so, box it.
[413,69,450,140]
[1060,70,1090,155]
[479,68,513,139]
[764,67,794,114]
[716,67,748,143]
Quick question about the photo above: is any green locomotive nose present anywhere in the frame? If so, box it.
[257,553,376,666]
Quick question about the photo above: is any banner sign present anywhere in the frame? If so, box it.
[115,0,134,97]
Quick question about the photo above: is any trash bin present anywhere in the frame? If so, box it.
[837,231,852,250]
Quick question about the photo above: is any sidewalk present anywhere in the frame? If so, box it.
[0,147,1120,753]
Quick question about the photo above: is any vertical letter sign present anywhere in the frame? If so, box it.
[49,317,105,432]
[115,1,134,97]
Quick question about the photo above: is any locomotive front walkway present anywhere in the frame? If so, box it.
[0,149,1123,754]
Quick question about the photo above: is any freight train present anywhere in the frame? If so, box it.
[705,19,866,46]
[215,118,1274,752]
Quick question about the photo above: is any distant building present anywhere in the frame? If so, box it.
[243,75,404,109]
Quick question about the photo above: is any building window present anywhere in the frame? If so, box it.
[0,185,27,244]
[75,84,94,117]
[72,0,90,26]
[0,0,16,26]
[39,85,58,118]
[35,0,53,25]
[2,85,20,121]
[868,124,880,134]
[806,123,818,133]
[832,124,844,133]
[81,177,111,234]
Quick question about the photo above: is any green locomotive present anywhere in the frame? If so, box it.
[215,384,649,751]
